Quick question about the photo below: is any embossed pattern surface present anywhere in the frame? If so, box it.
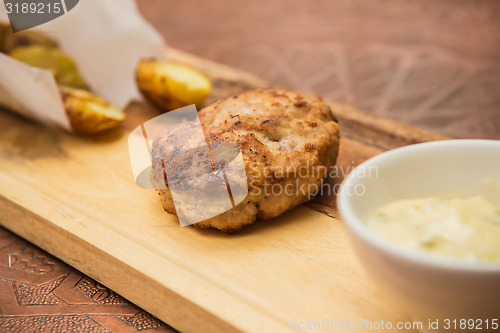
[0,228,176,332]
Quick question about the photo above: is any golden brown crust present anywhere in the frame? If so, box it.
[152,89,340,232]
[135,59,211,111]
[61,87,125,134]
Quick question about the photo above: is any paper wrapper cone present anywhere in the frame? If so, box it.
[0,0,167,131]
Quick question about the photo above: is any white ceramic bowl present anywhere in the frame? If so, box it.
[337,140,500,332]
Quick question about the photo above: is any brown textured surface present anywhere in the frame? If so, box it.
[0,227,176,332]
[153,89,340,232]
[137,0,500,139]
[0,46,447,332]
[1,1,498,331]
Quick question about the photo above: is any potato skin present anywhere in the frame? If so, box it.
[0,24,59,53]
[0,25,7,52]
[1,26,88,90]
[60,87,125,134]
[10,45,89,90]
[136,58,211,111]
[0,26,124,134]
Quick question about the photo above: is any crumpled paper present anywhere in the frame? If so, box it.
[0,0,167,131]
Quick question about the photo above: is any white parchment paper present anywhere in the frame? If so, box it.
[0,0,167,130]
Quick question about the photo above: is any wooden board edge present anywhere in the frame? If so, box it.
[0,189,290,333]
[168,48,269,89]
[168,48,448,149]
[329,102,449,144]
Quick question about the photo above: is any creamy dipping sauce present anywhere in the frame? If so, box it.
[367,195,500,263]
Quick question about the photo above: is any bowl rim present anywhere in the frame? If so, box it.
[337,139,500,273]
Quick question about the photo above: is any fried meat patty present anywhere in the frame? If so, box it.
[151,89,340,232]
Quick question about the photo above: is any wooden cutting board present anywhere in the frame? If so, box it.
[0,49,446,333]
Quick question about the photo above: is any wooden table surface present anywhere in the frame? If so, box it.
[0,1,499,332]
[138,0,500,140]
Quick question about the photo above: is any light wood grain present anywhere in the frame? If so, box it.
[0,48,445,332]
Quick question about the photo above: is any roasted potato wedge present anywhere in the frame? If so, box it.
[9,45,89,90]
[0,26,124,134]
[0,24,58,53]
[0,24,8,52]
[61,87,125,134]
[136,59,211,111]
